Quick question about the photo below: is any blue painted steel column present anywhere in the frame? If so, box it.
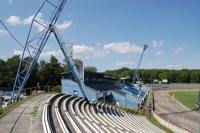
[51,25,88,101]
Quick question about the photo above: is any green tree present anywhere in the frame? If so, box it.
[38,56,63,86]
[190,70,200,83]
[85,66,97,73]
[0,59,8,86]
[158,72,168,80]
[4,55,20,87]
[176,69,190,83]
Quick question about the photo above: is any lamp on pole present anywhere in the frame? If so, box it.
[198,91,200,133]
[133,44,148,84]
[196,91,200,133]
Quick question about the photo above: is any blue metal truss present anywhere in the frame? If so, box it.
[12,0,86,100]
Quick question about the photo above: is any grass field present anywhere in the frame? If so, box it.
[169,91,198,111]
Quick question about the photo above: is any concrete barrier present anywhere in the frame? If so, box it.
[152,112,190,133]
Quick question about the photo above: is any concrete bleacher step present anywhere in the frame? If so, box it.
[96,103,116,128]
[68,97,90,133]
[49,94,64,133]
[90,103,108,126]
[79,100,102,133]
[62,96,82,133]
[104,104,126,131]
[74,98,85,118]
[43,94,165,133]
[54,95,70,133]
[85,103,100,124]
[126,113,157,133]
[107,105,134,132]
[84,103,109,133]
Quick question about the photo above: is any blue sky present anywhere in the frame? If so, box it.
[0,0,200,72]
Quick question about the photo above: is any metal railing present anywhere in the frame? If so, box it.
[147,83,200,90]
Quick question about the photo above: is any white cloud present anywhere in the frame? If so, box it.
[147,62,153,66]
[146,61,161,68]
[174,46,187,54]
[0,54,6,59]
[13,49,23,56]
[166,64,183,70]
[73,44,104,59]
[0,29,8,37]
[22,13,42,25]
[23,13,46,32]
[13,44,105,61]
[6,13,72,32]
[152,40,164,49]
[115,61,135,68]
[156,51,163,55]
[96,42,101,47]
[103,42,142,54]
[152,40,165,55]
[6,13,44,31]
[8,0,13,4]
[13,49,63,60]
[56,20,73,30]
[40,50,63,59]
[6,16,22,25]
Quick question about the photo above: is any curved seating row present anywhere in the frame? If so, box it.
[42,93,164,133]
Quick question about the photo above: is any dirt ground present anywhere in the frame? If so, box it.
[154,89,199,133]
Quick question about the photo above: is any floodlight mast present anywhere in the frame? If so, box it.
[133,44,148,84]
[11,0,88,101]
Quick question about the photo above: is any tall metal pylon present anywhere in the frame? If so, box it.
[12,0,87,101]
[133,44,148,84]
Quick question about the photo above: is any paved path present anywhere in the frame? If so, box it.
[0,94,53,133]
[154,90,198,133]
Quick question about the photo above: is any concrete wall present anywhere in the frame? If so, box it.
[61,79,97,102]
[152,112,190,133]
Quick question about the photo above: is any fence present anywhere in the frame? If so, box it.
[147,83,200,90]
[0,85,61,118]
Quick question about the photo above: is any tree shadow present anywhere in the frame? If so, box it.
[158,109,197,117]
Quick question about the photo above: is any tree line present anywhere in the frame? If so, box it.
[0,55,97,88]
[0,55,200,89]
[104,67,200,83]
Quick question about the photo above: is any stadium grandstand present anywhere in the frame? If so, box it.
[61,72,148,109]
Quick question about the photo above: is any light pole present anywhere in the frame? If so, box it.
[197,91,200,133]
[195,91,200,133]
[133,44,148,84]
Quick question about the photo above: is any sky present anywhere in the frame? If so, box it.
[0,0,200,72]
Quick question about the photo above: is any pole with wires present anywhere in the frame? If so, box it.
[0,19,24,48]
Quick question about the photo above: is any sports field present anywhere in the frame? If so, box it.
[169,91,198,111]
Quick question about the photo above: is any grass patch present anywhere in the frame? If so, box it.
[31,106,39,118]
[169,91,198,111]
[145,91,174,133]
[146,114,174,133]
[0,96,32,119]
[0,92,58,119]
[122,107,144,115]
